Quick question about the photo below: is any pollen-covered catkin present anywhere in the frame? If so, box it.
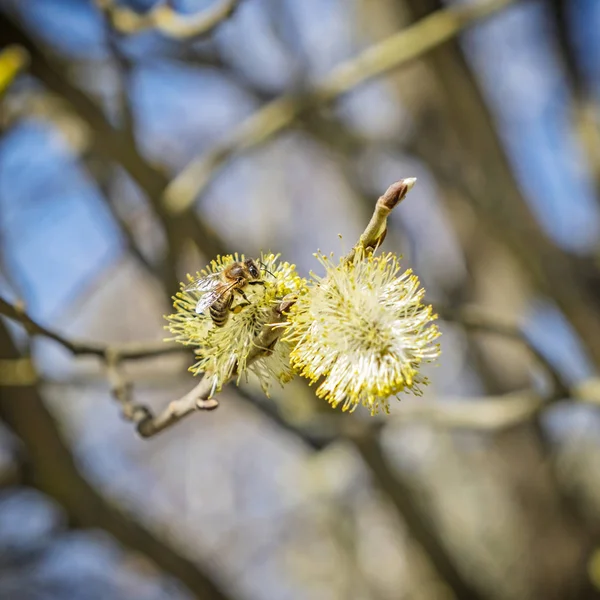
[165,253,304,397]
[282,249,440,414]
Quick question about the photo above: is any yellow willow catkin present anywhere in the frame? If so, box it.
[283,249,440,415]
[166,253,305,396]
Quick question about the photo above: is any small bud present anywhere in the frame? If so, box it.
[379,177,417,211]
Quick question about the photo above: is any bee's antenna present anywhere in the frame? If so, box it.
[259,261,275,278]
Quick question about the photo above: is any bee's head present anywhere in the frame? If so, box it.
[244,258,261,279]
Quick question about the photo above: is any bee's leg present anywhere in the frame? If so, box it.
[248,281,266,286]
[231,288,251,314]
[235,288,250,302]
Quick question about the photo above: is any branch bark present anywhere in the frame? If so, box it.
[0,321,235,600]
[0,296,183,360]
[137,305,285,437]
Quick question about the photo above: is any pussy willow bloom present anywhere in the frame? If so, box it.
[165,253,304,396]
[283,250,440,415]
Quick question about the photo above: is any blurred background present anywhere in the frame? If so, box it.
[1,0,600,598]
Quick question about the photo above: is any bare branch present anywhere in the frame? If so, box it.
[97,170,161,280]
[393,390,544,431]
[94,14,164,281]
[0,296,184,360]
[395,383,600,430]
[0,322,235,600]
[96,0,242,39]
[100,12,136,139]
[238,382,600,450]
[105,350,155,425]
[355,434,486,600]
[137,305,286,437]
[136,378,220,437]
[162,0,516,215]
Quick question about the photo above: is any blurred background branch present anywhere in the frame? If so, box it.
[0,321,235,600]
[162,0,517,216]
[96,0,243,39]
[0,296,183,360]
[1,0,600,598]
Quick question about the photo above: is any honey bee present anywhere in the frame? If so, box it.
[185,258,265,327]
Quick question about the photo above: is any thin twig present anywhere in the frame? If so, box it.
[96,13,162,280]
[105,350,154,424]
[98,172,160,279]
[162,0,516,215]
[0,296,183,360]
[137,305,287,437]
[101,16,135,140]
[96,0,242,39]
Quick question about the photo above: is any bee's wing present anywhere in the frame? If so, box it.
[195,281,238,314]
[184,272,220,292]
[194,289,223,314]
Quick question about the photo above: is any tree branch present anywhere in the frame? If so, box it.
[161,0,516,215]
[0,322,235,600]
[0,296,183,360]
[137,303,287,437]
[0,8,227,293]
[96,0,242,39]
[355,434,485,600]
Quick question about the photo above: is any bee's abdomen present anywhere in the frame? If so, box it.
[210,296,232,327]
